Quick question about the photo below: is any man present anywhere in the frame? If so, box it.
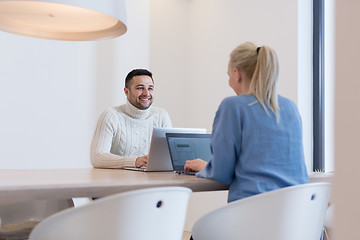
[90,69,172,169]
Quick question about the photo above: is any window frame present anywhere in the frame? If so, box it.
[313,0,325,171]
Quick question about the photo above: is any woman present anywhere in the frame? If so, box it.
[184,42,309,203]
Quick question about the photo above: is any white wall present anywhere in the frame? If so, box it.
[149,0,191,129]
[298,0,314,172]
[334,1,360,239]
[0,0,150,169]
[150,0,310,169]
[151,0,299,133]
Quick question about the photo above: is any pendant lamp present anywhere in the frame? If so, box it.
[0,0,127,41]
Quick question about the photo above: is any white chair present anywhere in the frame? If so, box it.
[29,187,192,240]
[191,182,331,240]
[0,199,74,240]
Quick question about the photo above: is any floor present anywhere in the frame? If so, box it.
[182,231,191,240]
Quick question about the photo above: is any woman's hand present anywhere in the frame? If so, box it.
[184,158,208,172]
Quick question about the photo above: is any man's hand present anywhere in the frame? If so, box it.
[135,155,149,168]
[184,158,208,172]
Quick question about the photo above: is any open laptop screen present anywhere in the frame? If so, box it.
[166,133,212,172]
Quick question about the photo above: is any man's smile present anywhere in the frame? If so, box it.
[139,96,151,102]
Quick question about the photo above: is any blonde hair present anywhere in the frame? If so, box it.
[229,42,280,120]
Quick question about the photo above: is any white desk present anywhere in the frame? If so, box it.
[0,168,228,204]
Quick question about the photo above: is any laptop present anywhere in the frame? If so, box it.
[123,127,206,172]
[166,133,212,175]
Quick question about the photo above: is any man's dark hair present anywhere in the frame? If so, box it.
[125,69,153,88]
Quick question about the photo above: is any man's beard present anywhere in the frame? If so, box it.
[130,96,153,110]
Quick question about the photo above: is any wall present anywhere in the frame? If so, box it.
[149,0,191,129]
[151,0,299,132]
[0,0,150,169]
[334,1,360,239]
[298,0,313,172]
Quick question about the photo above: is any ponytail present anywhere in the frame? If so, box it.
[230,42,280,121]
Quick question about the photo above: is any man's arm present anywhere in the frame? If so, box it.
[90,109,137,168]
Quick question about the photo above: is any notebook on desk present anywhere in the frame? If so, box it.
[166,133,212,175]
[123,127,206,172]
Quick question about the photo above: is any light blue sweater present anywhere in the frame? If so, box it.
[197,95,309,202]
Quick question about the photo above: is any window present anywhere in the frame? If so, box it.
[313,0,335,172]
[298,0,335,173]
[313,0,325,171]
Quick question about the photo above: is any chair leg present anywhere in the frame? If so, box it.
[323,227,331,240]
[320,227,324,240]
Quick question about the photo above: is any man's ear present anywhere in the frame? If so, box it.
[124,87,129,97]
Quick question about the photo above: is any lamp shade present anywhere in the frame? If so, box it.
[0,0,127,41]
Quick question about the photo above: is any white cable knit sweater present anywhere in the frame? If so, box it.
[90,101,172,168]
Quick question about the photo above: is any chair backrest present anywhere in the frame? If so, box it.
[192,182,331,240]
[29,187,192,240]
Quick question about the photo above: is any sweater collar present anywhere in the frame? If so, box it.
[124,99,151,119]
